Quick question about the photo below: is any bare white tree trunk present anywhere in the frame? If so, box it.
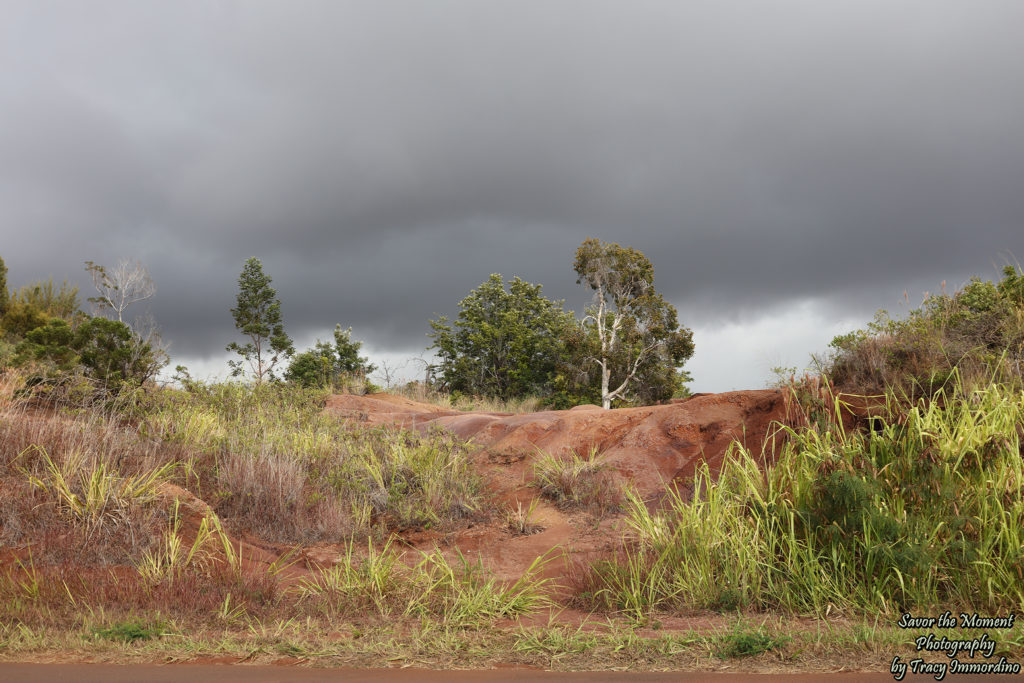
[581,259,654,409]
[86,258,157,326]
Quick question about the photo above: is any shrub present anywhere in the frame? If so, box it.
[15,316,164,396]
[714,621,790,659]
[286,325,376,392]
[826,266,1024,397]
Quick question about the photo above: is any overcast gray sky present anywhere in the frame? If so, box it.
[2,1,1023,392]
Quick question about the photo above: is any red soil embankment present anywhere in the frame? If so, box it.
[318,391,790,584]
[325,390,788,499]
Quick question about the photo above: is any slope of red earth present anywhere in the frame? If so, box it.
[0,391,791,620]
[317,391,790,587]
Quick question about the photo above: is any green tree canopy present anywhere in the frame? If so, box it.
[428,274,577,401]
[226,257,294,383]
[17,316,164,391]
[286,325,377,389]
[572,238,695,409]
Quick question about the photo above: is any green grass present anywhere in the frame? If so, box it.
[714,620,791,659]
[138,382,483,540]
[576,377,1024,619]
[92,619,165,643]
[295,538,553,627]
[0,615,920,671]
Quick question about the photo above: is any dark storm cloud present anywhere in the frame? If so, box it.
[3,1,1024,365]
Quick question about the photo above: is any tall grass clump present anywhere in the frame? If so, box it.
[139,381,482,540]
[295,539,552,626]
[25,446,175,530]
[532,446,622,513]
[0,383,176,564]
[577,378,1024,619]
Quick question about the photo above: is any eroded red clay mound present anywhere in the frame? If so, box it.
[325,390,788,498]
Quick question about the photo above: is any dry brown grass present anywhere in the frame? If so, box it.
[531,447,624,515]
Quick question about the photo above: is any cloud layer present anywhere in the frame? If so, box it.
[3,2,1023,389]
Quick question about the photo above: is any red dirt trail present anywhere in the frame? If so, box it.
[0,662,951,682]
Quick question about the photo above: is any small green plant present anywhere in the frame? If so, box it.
[12,549,40,602]
[506,497,544,535]
[93,619,165,643]
[714,621,790,659]
[216,593,248,624]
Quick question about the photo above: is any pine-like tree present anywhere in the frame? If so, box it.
[226,257,294,383]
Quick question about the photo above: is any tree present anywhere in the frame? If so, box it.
[428,274,576,400]
[9,279,80,320]
[85,259,156,324]
[226,257,294,383]
[332,325,375,376]
[73,317,164,388]
[573,238,695,409]
[0,255,8,318]
[17,316,164,392]
[286,324,377,389]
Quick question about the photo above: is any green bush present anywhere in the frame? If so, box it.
[15,316,164,394]
[826,266,1024,397]
[714,621,790,659]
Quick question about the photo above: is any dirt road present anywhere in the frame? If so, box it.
[0,662,993,682]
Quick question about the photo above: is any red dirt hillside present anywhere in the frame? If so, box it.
[316,390,790,585]
[325,390,788,500]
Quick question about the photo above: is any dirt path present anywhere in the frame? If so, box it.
[0,662,943,682]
